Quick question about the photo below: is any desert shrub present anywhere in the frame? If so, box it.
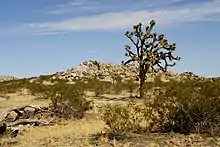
[100,76,220,136]
[18,78,92,119]
[50,78,68,84]
[38,74,52,82]
[0,77,91,120]
[87,77,112,96]
[0,78,30,94]
[143,75,166,92]
[46,82,92,119]
[0,78,56,98]
[112,75,124,94]
[123,78,139,97]
[149,78,220,136]
[100,101,151,135]
[25,82,49,99]
[96,80,112,95]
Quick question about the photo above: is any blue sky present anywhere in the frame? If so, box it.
[0,0,220,78]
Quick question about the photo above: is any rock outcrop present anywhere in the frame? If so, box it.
[51,60,197,82]
[0,76,18,82]
[53,60,138,81]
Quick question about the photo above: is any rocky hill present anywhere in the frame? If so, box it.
[0,61,200,83]
[51,60,199,82]
[0,76,18,82]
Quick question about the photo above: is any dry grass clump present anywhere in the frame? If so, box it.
[15,118,105,147]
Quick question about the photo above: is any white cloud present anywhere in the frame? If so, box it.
[46,0,183,15]
[25,0,220,35]
[47,0,96,15]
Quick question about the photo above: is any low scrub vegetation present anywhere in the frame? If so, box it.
[0,78,92,120]
[86,77,112,97]
[1,71,220,138]
[99,101,149,135]
[47,82,92,119]
[151,78,220,136]
[1,74,220,147]
[100,77,220,137]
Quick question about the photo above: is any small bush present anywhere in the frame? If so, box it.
[0,77,92,119]
[87,77,112,97]
[38,74,52,82]
[124,78,139,97]
[0,79,30,94]
[100,76,220,136]
[26,82,50,98]
[47,82,92,119]
[149,78,220,136]
[100,101,151,135]
[50,78,68,84]
[112,75,124,94]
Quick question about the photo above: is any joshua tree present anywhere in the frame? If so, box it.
[122,20,181,98]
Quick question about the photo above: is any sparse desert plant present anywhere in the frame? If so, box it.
[112,75,124,94]
[111,74,122,87]
[87,77,112,97]
[0,76,92,119]
[149,78,220,136]
[100,101,151,135]
[99,80,112,94]
[0,78,30,94]
[123,78,139,97]
[26,79,92,119]
[38,74,53,82]
[100,75,220,137]
[46,82,92,119]
[26,82,50,98]
[143,74,166,93]
[122,20,180,98]
[50,78,68,84]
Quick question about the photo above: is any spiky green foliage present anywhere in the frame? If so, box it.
[122,20,180,98]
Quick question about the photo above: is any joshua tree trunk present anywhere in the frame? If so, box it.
[139,68,146,98]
